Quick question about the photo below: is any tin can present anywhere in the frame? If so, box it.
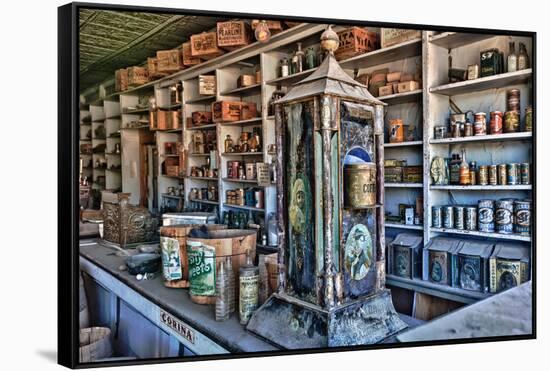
[498,164,507,185]
[344,163,377,208]
[524,106,532,132]
[506,89,520,111]
[478,199,495,232]
[514,200,531,235]
[463,122,474,137]
[254,189,264,209]
[201,187,208,200]
[478,165,488,185]
[245,188,256,207]
[489,165,498,185]
[490,111,503,134]
[474,112,486,124]
[432,206,443,228]
[389,119,404,143]
[495,199,515,234]
[507,163,520,185]
[236,188,245,206]
[504,110,520,133]
[454,205,465,230]
[245,162,256,180]
[190,188,199,200]
[208,186,218,201]
[434,126,448,139]
[451,123,462,138]
[521,163,530,185]
[239,261,259,325]
[474,120,486,136]
[238,165,245,180]
[465,207,477,231]
[442,206,454,229]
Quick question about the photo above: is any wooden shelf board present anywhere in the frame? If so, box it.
[266,115,275,120]
[189,198,219,205]
[121,125,150,130]
[185,176,219,181]
[186,95,216,104]
[222,152,264,156]
[122,108,150,115]
[430,69,532,96]
[105,115,121,119]
[384,183,423,188]
[222,177,261,184]
[219,117,262,127]
[220,83,261,96]
[186,123,217,130]
[386,274,492,304]
[266,68,317,86]
[384,140,423,148]
[161,154,180,157]
[430,184,531,191]
[430,227,531,242]
[188,153,210,157]
[430,131,532,144]
[339,38,422,70]
[429,32,496,49]
[162,193,185,199]
[223,203,265,212]
[385,222,423,230]
[165,128,183,133]
[378,89,422,105]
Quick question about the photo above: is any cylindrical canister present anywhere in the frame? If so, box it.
[514,200,531,235]
[504,110,520,133]
[474,112,487,136]
[443,206,454,229]
[489,165,498,185]
[490,111,503,135]
[245,162,256,180]
[465,207,477,231]
[521,163,531,185]
[478,165,489,185]
[498,164,507,185]
[389,119,404,143]
[451,123,462,138]
[454,205,465,230]
[507,89,520,111]
[495,199,515,234]
[507,163,520,185]
[344,163,377,208]
[254,189,264,209]
[524,106,532,132]
[463,122,474,137]
[432,206,443,228]
[160,226,190,288]
[478,199,495,232]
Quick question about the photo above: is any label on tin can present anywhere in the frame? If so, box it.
[478,200,495,232]
[161,237,183,281]
[521,163,530,185]
[443,206,454,229]
[432,206,443,228]
[495,200,514,234]
[498,164,507,185]
[489,165,498,185]
[465,207,477,231]
[507,164,519,185]
[514,201,531,235]
[187,242,216,296]
[454,206,465,230]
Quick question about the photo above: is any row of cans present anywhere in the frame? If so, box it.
[432,199,531,235]
[477,163,530,186]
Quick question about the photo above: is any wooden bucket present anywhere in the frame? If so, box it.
[79,327,113,363]
[79,273,89,329]
[187,229,257,305]
[160,224,226,288]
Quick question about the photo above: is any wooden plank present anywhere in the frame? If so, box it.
[431,227,531,242]
[429,32,496,49]
[339,38,422,70]
[430,184,532,191]
[430,69,532,96]
[384,140,423,148]
[378,89,422,105]
[430,131,532,144]
[384,183,423,188]
[413,292,464,321]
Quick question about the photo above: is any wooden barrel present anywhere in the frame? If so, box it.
[79,327,113,363]
[187,229,257,305]
[79,273,89,329]
[160,224,226,288]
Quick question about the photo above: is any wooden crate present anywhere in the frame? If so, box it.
[238,74,256,88]
[199,75,216,96]
[240,102,258,120]
[381,28,422,48]
[212,101,242,123]
[147,57,168,80]
[127,66,149,88]
[166,165,180,177]
[379,85,393,97]
[156,49,183,73]
[217,21,252,51]
[190,32,224,59]
[192,111,212,125]
[181,42,202,67]
[335,27,380,61]
[156,109,172,130]
[114,68,128,92]
[397,80,420,93]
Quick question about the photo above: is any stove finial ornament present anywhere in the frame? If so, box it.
[320,25,339,54]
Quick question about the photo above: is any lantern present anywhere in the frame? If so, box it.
[246,26,406,348]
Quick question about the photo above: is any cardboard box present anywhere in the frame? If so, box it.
[156,49,183,73]
[190,32,224,59]
[379,85,393,96]
[381,28,421,48]
[397,80,420,93]
[238,74,256,88]
[199,75,216,96]
[115,68,128,92]
[212,101,242,122]
[182,42,202,67]
[127,66,149,87]
[217,21,252,50]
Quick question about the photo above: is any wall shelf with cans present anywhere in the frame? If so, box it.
[430,227,531,242]
[386,222,423,231]
[429,131,532,144]
[430,184,531,191]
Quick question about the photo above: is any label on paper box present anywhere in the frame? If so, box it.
[160,237,182,281]
[187,242,216,296]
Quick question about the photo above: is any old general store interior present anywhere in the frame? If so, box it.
[77,9,533,362]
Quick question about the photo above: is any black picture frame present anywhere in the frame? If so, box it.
[58,2,536,368]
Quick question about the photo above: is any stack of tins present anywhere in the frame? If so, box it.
[186,229,257,305]
[159,224,226,288]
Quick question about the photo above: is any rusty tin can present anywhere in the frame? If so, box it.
[465,206,477,231]
[489,165,498,185]
[506,89,520,111]
[507,163,520,185]
[478,165,489,185]
[442,206,454,229]
[495,199,515,234]
[245,162,256,180]
[514,200,531,235]
[521,163,530,185]
[454,205,465,230]
[451,123,462,138]
[498,164,508,185]
[344,163,377,208]
[463,122,474,137]
[504,110,520,133]
[432,206,443,228]
[478,199,495,232]
[490,111,503,134]
[254,189,264,209]
[524,106,533,132]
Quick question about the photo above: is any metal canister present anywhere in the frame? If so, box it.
[507,163,520,185]
[245,162,256,180]
[504,110,520,133]
[498,164,507,185]
[524,106,533,132]
[239,258,259,325]
[495,199,515,234]
[454,205,465,230]
[474,120,486,136]
[489,165,498,185]
[434,126,448,139]
[478,165,489,185]
[451,123,462,138]
[514,200,531,235]
[442,206,454,229]
[235,188,245,206]
[521,163,530,185]
[506,89,521,111]
[189,188,199,200]
[389,119,404,143]
[465,207,477,231]
[200,187,208,200]
[490,111,503,135]
[463,122,474,137]
[238,165,245,180]
[343,163,377,208]
[432,206,443,228]
[478,199,495,232]
[208,186,218,201]
[254,189,264,209]
[244,188,256,207]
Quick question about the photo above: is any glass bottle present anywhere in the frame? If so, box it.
[305,47,316,70]
[225,256,235,313]
[518,42,529,70]
[295,42,305,73]
[239,252,259,325]
[459,149,470,185]
[267,213,279,247]
[215,260,230,321]
[224,134,233,153]
[280,58,289,78]
[507,41,517,72]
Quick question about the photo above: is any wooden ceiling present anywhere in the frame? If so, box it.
[79,9,226,90]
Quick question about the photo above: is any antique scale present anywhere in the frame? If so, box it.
[247,26,406,348]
